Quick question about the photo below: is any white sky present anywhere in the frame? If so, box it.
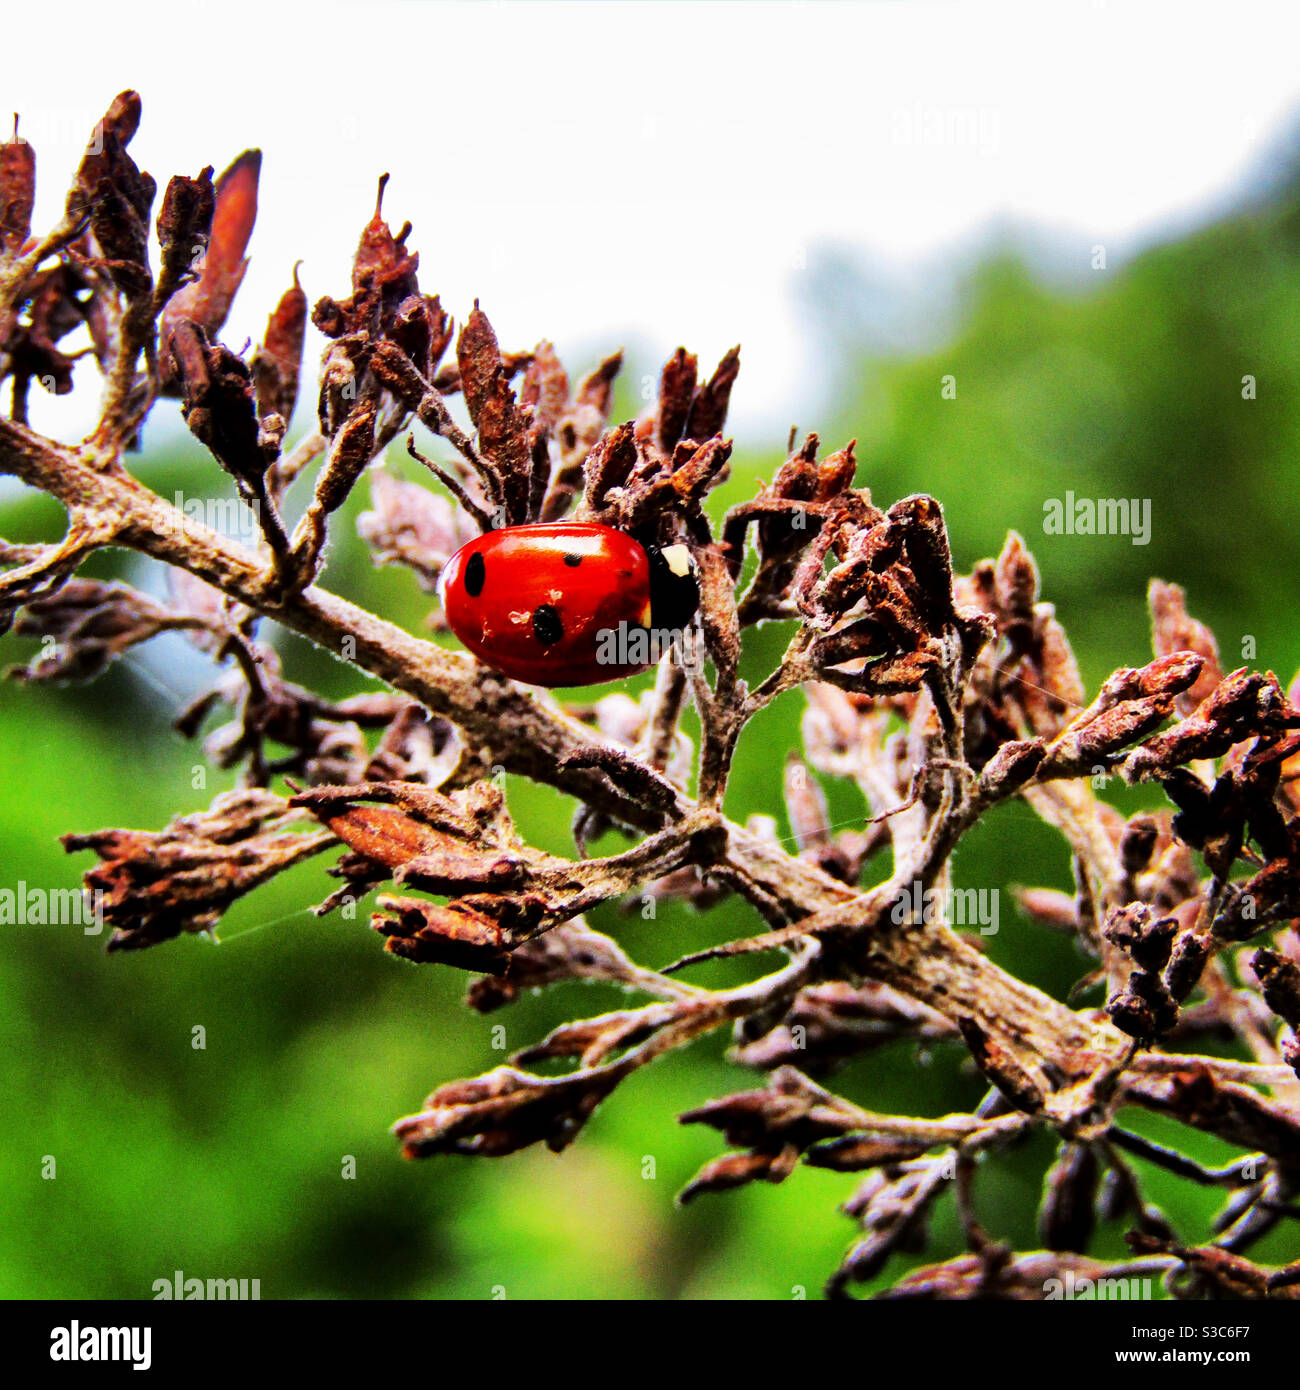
[6,0,1300,443]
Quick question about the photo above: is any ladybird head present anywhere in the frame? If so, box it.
[646,542,699,634]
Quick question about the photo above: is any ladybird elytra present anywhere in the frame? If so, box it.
[438,521,699,686]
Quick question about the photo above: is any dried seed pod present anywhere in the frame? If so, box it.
[1106,989,1159,1042]
[393,1063,625,1158]
[253,262,307,424]
[976,738,1046,798]
[1149,580,1223,718]
[159,150,259,375]
[154,166,215,303]
[171,326,266,491]
[372,896,509,974]
[456,303,532,523]
[351,173,419,315]
[0,115,35,256]
[653,346,697,454]
[61,789,331,952]
[1103,903,1177,973]
[1121,815,1160,878]
[308,401,377,517]
[465,917,643,1013]
[1252,948,1300,1030]
[994,530,1039,633]
[957,1019,1044,1113]
[1165,928,1213,1002]
[10,579,189,683]
[1039,1142,1099,1253]
[682,344,740,444]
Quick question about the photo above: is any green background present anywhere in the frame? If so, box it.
[3,164,1299,1299]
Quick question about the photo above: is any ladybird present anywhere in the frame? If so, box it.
[438,522,699,686]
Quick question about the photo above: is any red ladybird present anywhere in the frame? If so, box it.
[438,522,698,686]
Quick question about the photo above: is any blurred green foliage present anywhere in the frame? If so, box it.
[4,170,1300,1299]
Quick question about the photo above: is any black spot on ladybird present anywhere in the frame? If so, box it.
[532,604,564,645]
[563,553,582,568]
[464,551,486,597]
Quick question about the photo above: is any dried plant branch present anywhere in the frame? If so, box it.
[4,93,1299,1299]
